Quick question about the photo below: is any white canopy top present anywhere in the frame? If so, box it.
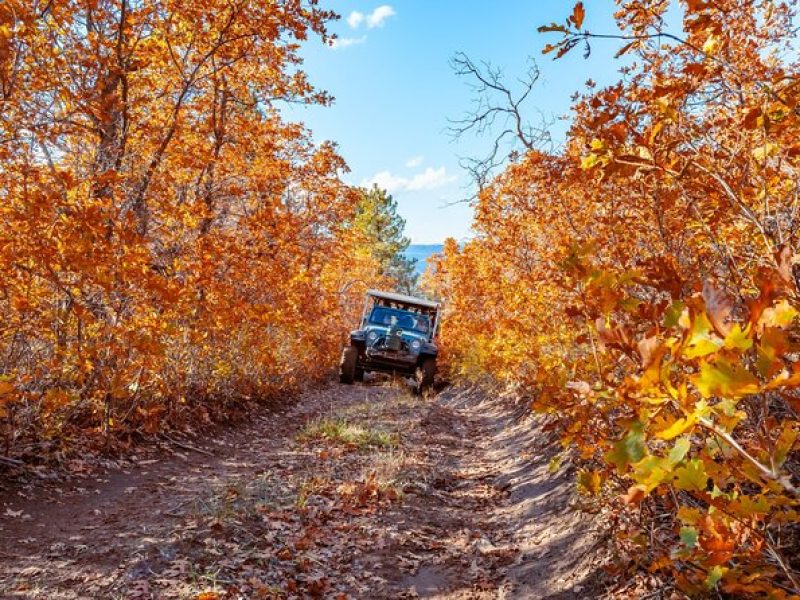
[367,289,440,310]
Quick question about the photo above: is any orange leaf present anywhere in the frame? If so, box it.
[572,2,586,29]
[702,280,732,336]
[622,483,646,505]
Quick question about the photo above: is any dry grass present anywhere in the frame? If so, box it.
[297,417,399,450]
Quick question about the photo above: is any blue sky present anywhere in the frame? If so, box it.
[287,1,626,243]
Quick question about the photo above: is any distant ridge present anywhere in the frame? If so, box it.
[405,244,444,276]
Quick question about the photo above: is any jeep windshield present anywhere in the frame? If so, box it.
[368,307,430,334]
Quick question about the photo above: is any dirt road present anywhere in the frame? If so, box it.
[0,380,607,599]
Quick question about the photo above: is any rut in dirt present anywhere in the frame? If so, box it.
[0,380,607,599]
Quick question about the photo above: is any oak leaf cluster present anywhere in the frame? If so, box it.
[426,0,800,595]
[0,1,394,453]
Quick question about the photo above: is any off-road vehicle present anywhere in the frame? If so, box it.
[339,290,440,391]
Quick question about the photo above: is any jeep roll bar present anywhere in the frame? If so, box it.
[361,290,441,340]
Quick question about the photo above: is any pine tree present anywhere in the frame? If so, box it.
[352,186,418,293]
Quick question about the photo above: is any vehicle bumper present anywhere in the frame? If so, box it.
[359,350,418,374]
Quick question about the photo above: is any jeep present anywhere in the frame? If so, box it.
[340,290,440,391]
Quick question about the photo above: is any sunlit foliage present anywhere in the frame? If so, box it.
[0,1,393,450]
[426,1,800,594]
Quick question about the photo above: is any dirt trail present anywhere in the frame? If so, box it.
[0,381,608,599]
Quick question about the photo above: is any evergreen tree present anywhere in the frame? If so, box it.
[353,186,418,293]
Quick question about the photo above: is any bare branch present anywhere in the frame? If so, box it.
[448,52,552,195]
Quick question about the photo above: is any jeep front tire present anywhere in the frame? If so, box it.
[416,357,436,392]
[340,345,359,384]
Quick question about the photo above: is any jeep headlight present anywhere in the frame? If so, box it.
[410,339,421,352]
[367,330,378,343]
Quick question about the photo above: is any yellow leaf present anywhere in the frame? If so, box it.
[631,455,673,492]
[683,313,722,359]
[759,299,798,329]
[637,146,653,161]
[723,324,752,352]
[581,153,599,170]
[590,138,606,151]
[674,459,708,491]
[752,142,778,161]
[656,416,695,440]
[702,34,720,54]
[692,358,760,399]
[648,120,665,144]
[677,505,703,524]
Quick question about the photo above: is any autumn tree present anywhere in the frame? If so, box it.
[427,0,800,595]
[0,1,389,452]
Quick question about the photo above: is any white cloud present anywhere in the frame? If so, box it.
[405,155,424,168]
[361,166,457,193]
[330,35,366,49]
[363,170,408,192]
[346,11,364,28]
[366,5,396,28]
[349,6,396,30]
[407,167,458,191]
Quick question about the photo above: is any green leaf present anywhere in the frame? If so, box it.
[663,300,685,328]
[705,565,728,589]
[668,437,691,464]
[629,437,690,493]
[679,526,698,549]
[606,421,647,473]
